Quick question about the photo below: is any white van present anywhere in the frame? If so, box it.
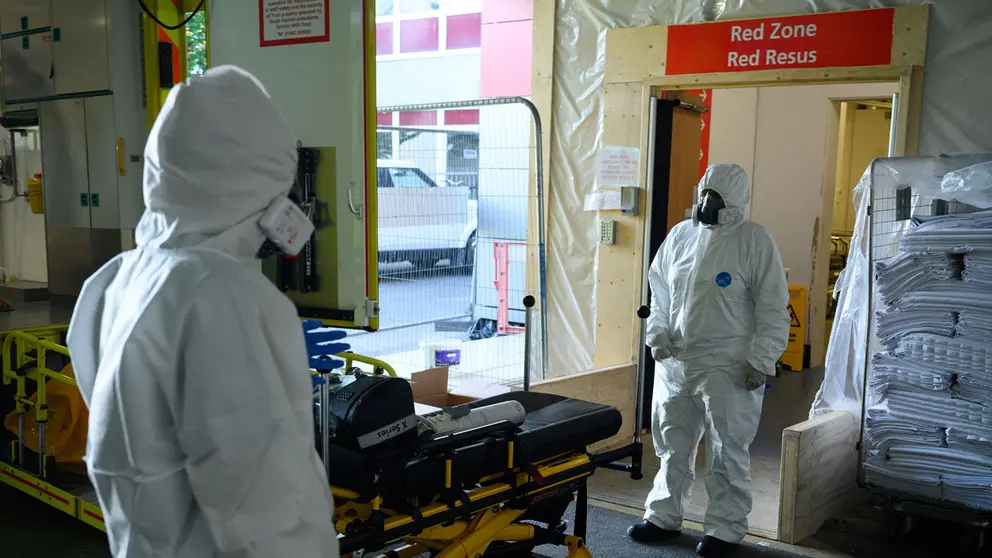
[376,159,478,271]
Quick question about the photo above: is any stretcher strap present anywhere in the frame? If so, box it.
[513,442,544,486]
[529,464,546,485]
[405,502,423,522]
[442,484,471,507]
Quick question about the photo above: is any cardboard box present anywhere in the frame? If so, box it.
[410,367,510,411]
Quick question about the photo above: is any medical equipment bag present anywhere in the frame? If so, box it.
[327,375,417,454]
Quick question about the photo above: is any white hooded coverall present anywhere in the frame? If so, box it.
[643,163,789,544]
[66,66,339,557]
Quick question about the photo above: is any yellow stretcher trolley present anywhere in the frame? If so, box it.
[2,329,624,557]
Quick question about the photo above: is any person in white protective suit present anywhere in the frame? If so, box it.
[66,66,340,557]
[627,163,789,558]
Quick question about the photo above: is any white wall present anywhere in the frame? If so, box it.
[377,54,481,106]
[211,0,372,318]
[708,82,897,367]
[0,129,48,283]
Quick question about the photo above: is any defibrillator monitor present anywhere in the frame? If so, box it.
[258,196,315,256]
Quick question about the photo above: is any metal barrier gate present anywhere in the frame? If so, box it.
[348,97,547,387]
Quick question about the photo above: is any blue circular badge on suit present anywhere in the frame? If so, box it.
[716,272,733,288]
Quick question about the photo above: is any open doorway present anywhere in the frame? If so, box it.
[826,98,894,350]
[590,81,898,539]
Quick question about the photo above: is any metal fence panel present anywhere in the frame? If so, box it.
[345,98,546,388]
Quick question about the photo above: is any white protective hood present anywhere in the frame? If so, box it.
[135,64,297,258]
[698,162,750,226]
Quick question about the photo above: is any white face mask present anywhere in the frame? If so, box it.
[693,205,745,227]
[257,196,315,256]
[716,206,745,226]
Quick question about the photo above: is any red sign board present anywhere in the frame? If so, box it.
[666,8,895,75]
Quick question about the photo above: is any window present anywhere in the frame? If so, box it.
[376,22,393,55]
[388,167,437,188]
[400,0,440,15]
[376,0,481,58]
[446,13,481,50]
[447,132,479,195]
[185,10,207,76]
[376,0,394,16]
[377,168,392,188]
[443,109,479,126]
[399,110,438,126]
[376,131,393,160]
[400,18,439,53]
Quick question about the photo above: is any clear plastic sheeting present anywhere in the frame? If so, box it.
[934,162,992,208]
[809,167,872,418]
[917,0,992,156]
[548,0,992,378]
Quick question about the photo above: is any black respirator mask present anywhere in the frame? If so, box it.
[693,189,726,227]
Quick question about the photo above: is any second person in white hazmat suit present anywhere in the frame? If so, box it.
[627,164,789,558]
[66,66,340,557]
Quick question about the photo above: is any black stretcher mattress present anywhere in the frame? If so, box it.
[325,391,622,502]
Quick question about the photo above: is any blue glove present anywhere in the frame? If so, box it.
[302,320,350,372]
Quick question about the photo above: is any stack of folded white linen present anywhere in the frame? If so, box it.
[963,252,992,287]
[875,308,955,347]
[864,407,944,455]
[898,210,992,253]
[946,429,992,458]
[865,401,992,507]
[864,214,992,511]
[879,388,992,441]
[868,354,953,394]
[874,252,959,306]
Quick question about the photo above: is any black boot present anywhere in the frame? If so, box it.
[696,535,739,557]
[627,520,681,543]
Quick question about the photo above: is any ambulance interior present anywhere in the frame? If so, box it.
[588,82,897,538]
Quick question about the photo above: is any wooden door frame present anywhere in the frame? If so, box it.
[597,6,929,371]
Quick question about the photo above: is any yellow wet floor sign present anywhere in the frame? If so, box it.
[782,286,807,371]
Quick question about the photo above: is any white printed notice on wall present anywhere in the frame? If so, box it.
[583,190,622,212]
[595,146,641,188]
[260,0,330,48]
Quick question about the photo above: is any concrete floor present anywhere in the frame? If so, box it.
[589,366,827,539]
[590,440,783,537]
[0,483,110,557]
[6,364,989,557]
[11,479,988,558]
